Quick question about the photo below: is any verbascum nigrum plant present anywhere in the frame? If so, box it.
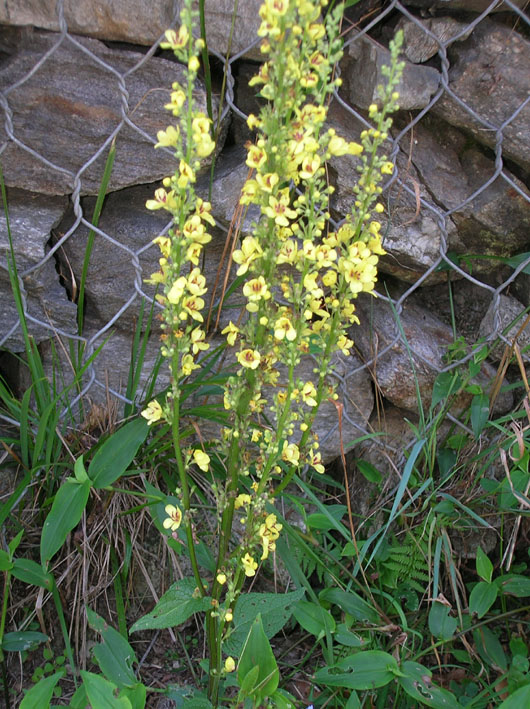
[140,0,404,703]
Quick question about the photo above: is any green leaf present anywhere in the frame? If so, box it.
[74,455,90,484]
[473,626,507,671]
[40,478,90,566]
[292,600,335,638]
[19,670,64,708]
[81,670,132,708]
[355,459,382,484]
[469,582,498,618]
[319,587,379,623]
[88,417,148,489]
[223,587,304,657]
[307,504,347,531]
[1,631,48,652]
[237,615,279,702]
[11,558,53,589]
[314,651,398,690]
[119,684,146,709]
[471,393,489,438]
[0,549,13,571]
[497,574,530,597]
[499,683,530,708]
[87,608,138,688]
[130,578,211,633]
[167,685,212,708]
[428,602,457,641]
[476,546,493,583]
[399,661,459,708]
[335,624,364,648]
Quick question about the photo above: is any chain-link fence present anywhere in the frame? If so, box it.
[1,0,529,464]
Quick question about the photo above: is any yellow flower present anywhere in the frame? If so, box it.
[183,215,212,244]
[181,295,205,321]
[153,235,171,258]
[224,656,236,673]
[232,236,263,275]
[235,493,251,509]
[155,125,180,149]
[246,144,267,170]
[166,276,187,305]
[160,26,189,51]
[308,448,325,474]
[164,88,186,116]
[256,172,279,193]
[277,239,299,265]
[381,161,394,175]
[141,399,163,425]
[163,504,182,531]
[187,268,208,296]
[146,187,177,211]
[186,242,203,265]
[181,353,200,376]
[177,160,195,189]
[188,56,200,73]
[241,553,258,577]
[274,316,297,342]
[258,513,282,560]
[221,321,239,346]
[243,276,270,311]
[217,572,227,585]
[299,155,321,180]
[195,198,216,226]
[337,334,354,355]
[193,449,210,472]
[301,381,318,407]
[191,328,209,355]
[236,349,261,370]
[263,189,298,227]
[282,442,300,466]
[225,609,233,622]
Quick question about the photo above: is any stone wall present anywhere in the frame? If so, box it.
[1,0,529,467]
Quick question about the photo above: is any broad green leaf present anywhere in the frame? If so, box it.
[167,684,212,708]
[11,558,53,589]
[469,582,498,618]
[81,671,132,708]
[292,600,335,638]
[471,393,489,438]
[307,504,347,530]
[119,684,147,709]
[238,615,279,702]
[130,578,211,633]
[1,631,48,652]
[0,549,13,571]
[40,478,90,566]
[499,683,530,708]
[88,417,148,489]
[428,602,457,641]
[19,670,64,708]
[432,371,461,408]
[473,626,507,671]
[497,574,530,597]
[319,587,379,623]
[87,608,137,688]
[399,661,459,708]
[355,459,382,484]
[69,685,89,708]
[74,455,90,483]
[476,546,493,583]
[314,651,398,690]
[335,624,364,648]
[223,587,304,657]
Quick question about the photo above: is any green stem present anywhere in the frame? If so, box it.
[0,571,11,708]
[50,577,77,688]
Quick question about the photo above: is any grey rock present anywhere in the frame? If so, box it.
[432,19,530,172]
[0,30,219,195]
[401,117,530,266]
[402,0,527,13]
[352,294,513,415]
[397,16,472,64]
[0,188,76,351]
[56,181,238,330]
[0,0,263,58]
[343,32,440,110]
[479,294,530,362]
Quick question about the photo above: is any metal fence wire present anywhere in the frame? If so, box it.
[1,0,529,464]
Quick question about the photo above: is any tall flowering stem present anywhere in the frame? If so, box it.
[142,0,404,704]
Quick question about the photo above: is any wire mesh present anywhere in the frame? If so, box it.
[1,0,529,462]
